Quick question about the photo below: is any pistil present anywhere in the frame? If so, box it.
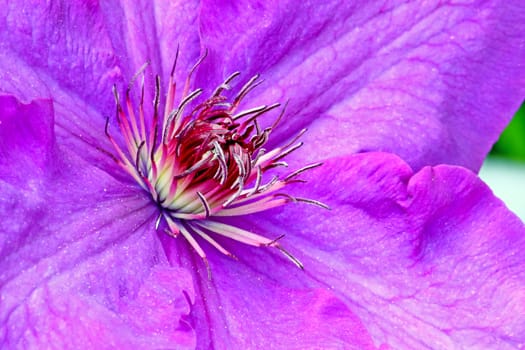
[105,51,328,273]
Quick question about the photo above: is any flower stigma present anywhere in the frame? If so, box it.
[105,50,329,275]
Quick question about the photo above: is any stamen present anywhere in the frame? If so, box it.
[233,74,263,109]
[248,166,263,196]
[135,140,146,175]
[127,61,150,93]
[272,142,303,162]
[173,153,214,179]
[177,221,212,279]
[275,245,304,270]
[189,223,237,259]
[233,105,269,120]
[284,162,324,181]
[197,191,211,218]
[271,100,289,130]
[155,212,163,230]
[223,185,244,207]
[163,88,203,142]
[213,71,241,97]
[170,45,180,77]
[105,53,327,274]
[239,103,281,126]
[183,49,208,98]
[294,197,331,210]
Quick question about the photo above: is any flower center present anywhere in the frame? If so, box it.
[106,52,327,274]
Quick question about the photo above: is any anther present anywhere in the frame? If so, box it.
[105,52,327,274]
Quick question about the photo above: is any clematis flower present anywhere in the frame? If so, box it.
[1,1,525,349]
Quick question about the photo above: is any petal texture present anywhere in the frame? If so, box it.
[0,0,201,167]
[2,1,525,349]
[0,97,196,349]
[198,0,525,171]
[239,152,525,349]
[163,235,381,350]
[0,95,55,185]
[0,0,200,109]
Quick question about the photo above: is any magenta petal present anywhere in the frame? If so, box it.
[1,2,120,111]
[0,1,201,174]
[0,97,195,348]
[238,152,525,349]
[0,1,200,119]
[198,0,525,171]
[3,2,525,349]
[0,95,55,184]
[2,265,194,349]
[99,0,201,86]
[165,237,381,349]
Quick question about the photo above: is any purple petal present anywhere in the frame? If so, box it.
[0,0,204,206]
[0,2,202,178]
[236,152,525,349]
[198,0,525,171]
[0,95,55,184]
[1,2,120,111]
[98,0,201,91]
[0,96,195,348]
[163,235,381,349]
[0,1,200,127]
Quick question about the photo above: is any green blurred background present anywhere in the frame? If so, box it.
[481,102,525,221]
[490,102,525,161]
